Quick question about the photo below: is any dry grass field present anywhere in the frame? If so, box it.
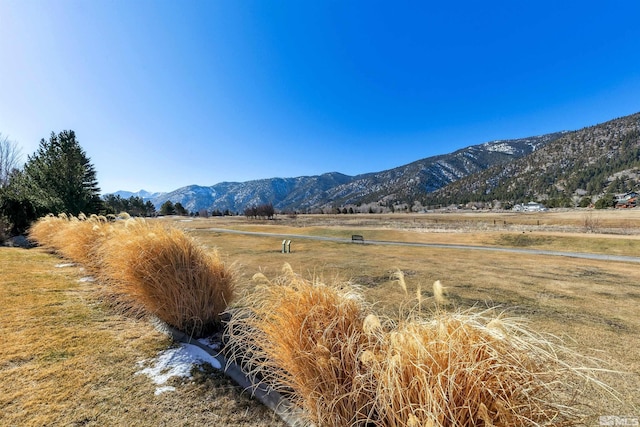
[2,209,638,425]
[168,210,640,421]
[0,247,285,427]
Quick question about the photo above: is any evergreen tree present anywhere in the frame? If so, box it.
[174,202,188,216]
[595,193,615,209]
[144,201,156,216]
[103,194,157,217]
[22,130,102,215]
[160,200,176,215]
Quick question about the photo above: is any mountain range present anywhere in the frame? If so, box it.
[112,112,640,213]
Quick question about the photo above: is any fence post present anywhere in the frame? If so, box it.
[286,240,291,253]
[282,240,287,253]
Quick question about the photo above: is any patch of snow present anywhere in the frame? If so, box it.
[55,263,75,268]
[135,343,221,395]
[198,337,222,352]
[78,276,95,282]
[485,142,516,154]
[154,386,176,395]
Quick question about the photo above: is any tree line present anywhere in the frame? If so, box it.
[0,130,102,235]
[244,203,275,219]
[102,194,156,217]
[0,130,163,239]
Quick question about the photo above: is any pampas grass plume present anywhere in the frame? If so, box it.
[392,268,407,295]
[363,313,382,336]
[433,280,446,306]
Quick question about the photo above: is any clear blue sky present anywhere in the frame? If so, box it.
[1,1,639,194]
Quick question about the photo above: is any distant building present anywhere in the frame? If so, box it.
[615,192,638,209]
[512,202,548,212]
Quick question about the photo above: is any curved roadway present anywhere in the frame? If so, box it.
[200,228,640,264]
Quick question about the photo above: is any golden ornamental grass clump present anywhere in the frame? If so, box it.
[52,214,111,268]
[369,311,608,427]
[225,264,377,425]
[98,219,234,336]
[28,213,111,269]
[28,214,235,337]
[27,213,67,250]
[225,267,614,427]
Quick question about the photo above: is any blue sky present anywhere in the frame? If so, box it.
[1,1,639,194]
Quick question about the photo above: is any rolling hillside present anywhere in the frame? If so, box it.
[425,113,640,208]
[109,112,640,213]
[130,133,565,213]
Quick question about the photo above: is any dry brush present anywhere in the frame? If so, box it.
[29,214,234,337]
[225,266,616,427]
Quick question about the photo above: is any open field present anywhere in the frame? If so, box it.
[166,210,640,420]
[2,209,638,425]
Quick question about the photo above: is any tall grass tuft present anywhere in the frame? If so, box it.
[225,268,615,427]
[96,219,234,336]
[29,215,235,337]
[391,268,407,295]
[52,215,110,268]
[370,310,610,426]
[225,267,377,426]
[28,214,66,250]
[432,279,446,306]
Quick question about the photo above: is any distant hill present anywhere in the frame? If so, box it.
[125,133,563,213]
[111,189,165,200]
[318,132,567,210]
[425,112,640,208]
[109,112,640,213]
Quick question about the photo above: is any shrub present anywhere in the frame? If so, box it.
[0,215,9,244]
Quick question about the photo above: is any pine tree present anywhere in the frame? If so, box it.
[22,130,102,215]
[160,200,176,215]
[174,202,188,216]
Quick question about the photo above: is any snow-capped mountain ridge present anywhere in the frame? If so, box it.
[109,131,568,213]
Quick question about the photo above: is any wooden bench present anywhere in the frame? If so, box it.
[351,234,364,243]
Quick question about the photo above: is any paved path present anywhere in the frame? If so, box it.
[199,228,640,264]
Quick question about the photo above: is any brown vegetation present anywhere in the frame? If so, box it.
[225,266,617,426]
[0,247,284,427]
[29,214,235,336]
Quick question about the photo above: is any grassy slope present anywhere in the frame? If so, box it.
[0,247,284,427]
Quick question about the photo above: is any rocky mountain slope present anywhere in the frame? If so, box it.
[135,133,564,213]
[109,111,640,213]
[425,113,640,208]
